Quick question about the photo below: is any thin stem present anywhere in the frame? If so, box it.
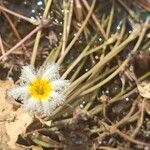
[30,0,53,66]
[67,0,73,37]
[62,34,97,79]
[0,35,6,60]
[81,58,129,96]
[116,128,150,146]
[57,0,96,65]
[0,22,47,60]
[115,100,137,128]
[70,59,85,82]
[106,0,115,37]
[117,0,138,21]
[74,0,82,22]
[43,43,62,66]
[83,34,118,57]
[3,11,26,51]
[131,99,145,137]
[90,27,140,78]
[82,0,108,40]
[0,4,39,25]
[61,0,69,55]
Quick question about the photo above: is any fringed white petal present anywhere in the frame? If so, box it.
[41,100,55,115]
[40,91,65,115]
[7,86,28,100]
[50,91,65,105]
[51,79,69,92]
[23,98,42,113]
[20,66,36,82]
[40,64,60,81]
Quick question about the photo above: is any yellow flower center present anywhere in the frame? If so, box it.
[28,78,52,100]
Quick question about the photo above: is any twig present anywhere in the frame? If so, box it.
[70,59,85,82]
[96,147,120,150]
[81,58,129,96]
[67,0,73,37]
[83,34,118,57]
[102,122,150,146]
[106,0,115,37]
[82,0,108,40]
[74,0,83,22]
[0,21,48,60]
[30,0,53,66]
[0,35,6,60]
[110,71,150,105]
[117,0,138,21]
[131,99,145,137]
[0,4,39,25]
[115,100,137,127]
[2,11,26,51]
[116,128,150,146]
[57,0,96,64]
[61,0,69,55]
[62,35,97,79]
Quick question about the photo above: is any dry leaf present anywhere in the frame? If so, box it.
[0,80,14,150]
[137,81,150,98]
[6,109,33,149]
[0,80,14,121]
[0,80,33,150]
[32,146,43,150]
[145,100,150,115]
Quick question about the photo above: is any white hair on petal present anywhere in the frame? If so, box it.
[23,98,42,113]
[41,63,60,81]
[42,99,63,115]
[41,92,65,115]
[50,91,65,105]
[42,100,55,115]
[20,66,36,82]
[7,86,28,100]
[51,79,70,92]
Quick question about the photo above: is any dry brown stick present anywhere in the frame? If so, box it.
[30,0,53,66]
[57,0,96,65]
[2,40,11,49]
[115,100,137,128]
[82,0,108,40]
[0,35,6,60]
[0,4,39,25]
[74,0,83,22]
[2,11,27,51]
[131,99,145,137]
[102,122,150,147]
[117,0,137,20]
[96,147,119,150]
[0,20,49,60]
[11,33,45,54]
[116,129,150,147]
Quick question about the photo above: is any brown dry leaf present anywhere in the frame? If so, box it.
[32,146,43,150]
[0,80,33,150]
[145,100,150,115]
[0,80,14,150]
[137,81,150,98]
[6,108,33,149]
[0,80,14,122]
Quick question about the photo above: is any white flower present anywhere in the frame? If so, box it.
[8,64,69,115]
